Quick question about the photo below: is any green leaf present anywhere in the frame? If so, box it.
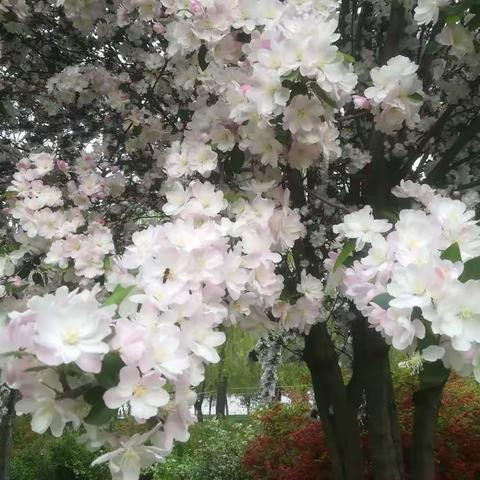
[103,255,112,272]
[287,82,309,99]
[281,70,300,82]
[418,360,450,390]
[425,40,442,55]
[84,386,117,426]
[286,251,296,270]
[224,192,242,203]
[339,52,355,63]
[103,285,134,307]
[228,145,245,174]
[467,13,480,30]
[0,350,32,358]
[370,293,394,309]
[333,239,355,272]
[0,243,19,255]
[443,0,476,16]
[95,351,125,389]
[343,251,365,268]
[446,14,461,25]
[0,191,16,200]
[132,125,142,136]
[310,83,337,108]
[441,242,462,262]
[458,256,480,282]
[417,320,437,351]
[24,365,50,373]
[378,209,399,222]
[275,126,292,147]
[198,44,209,71]
[408,92,424,103]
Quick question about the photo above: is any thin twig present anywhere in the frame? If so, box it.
[308,190,354,213]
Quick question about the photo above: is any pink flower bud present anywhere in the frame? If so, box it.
[56,160,69,172]
[9,276,22,288]
[191,0,204,16]
[260,39,271,50]
[200,132,210,142]
[241,84,252,95]
[153,22,165,35]
[353,95,370,110]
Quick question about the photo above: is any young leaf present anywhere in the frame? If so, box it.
[84,386,117,426]
[458,256,480,282]
[339,52,355,63]
[95,351,125,389]
[228,145,246,174]
[103,285,134,307]
[333,239,355,272]
[281,69,300,82]
[441,242,462,262]
[370,292,394,310]
[446,14,461,25]
[408,92,424,103]
[198,44,209,71]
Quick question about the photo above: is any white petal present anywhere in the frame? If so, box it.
[422,345,445,362]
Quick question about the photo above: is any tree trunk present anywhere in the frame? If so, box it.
[0,389,16,480]
[352,318,404,480]
[209,395,213,416]
[194,382,205,422]
[215,375,228,418]
[304,323,364,480]
[411,382,447,480]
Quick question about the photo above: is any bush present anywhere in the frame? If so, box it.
[152,418,257,480]
[243,401,331,480]
[242,376,480,480]
[11,419,108,480]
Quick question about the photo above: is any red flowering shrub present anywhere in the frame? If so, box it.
[242,376,480,480]
[243,410,331,480]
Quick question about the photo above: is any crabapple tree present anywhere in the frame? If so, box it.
[0,0,480,479]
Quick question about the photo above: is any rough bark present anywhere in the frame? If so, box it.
[304,323,364,480]
[0,389,16,480]
[352,318,404,480]
[411,382,447,480]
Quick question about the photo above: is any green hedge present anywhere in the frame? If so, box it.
[11,420,108,480]
[152,419,257,480]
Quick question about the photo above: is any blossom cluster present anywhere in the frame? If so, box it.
[0,0,479,478]
[7,151,124,279]
[332,181,480,379]
[364,56,424,134]
[1,169,322,480]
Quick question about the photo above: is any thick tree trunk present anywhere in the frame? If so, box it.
[411,382,447,480]
[0,389,16,480]
[304,323,364,480]
[352,318,404,480]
